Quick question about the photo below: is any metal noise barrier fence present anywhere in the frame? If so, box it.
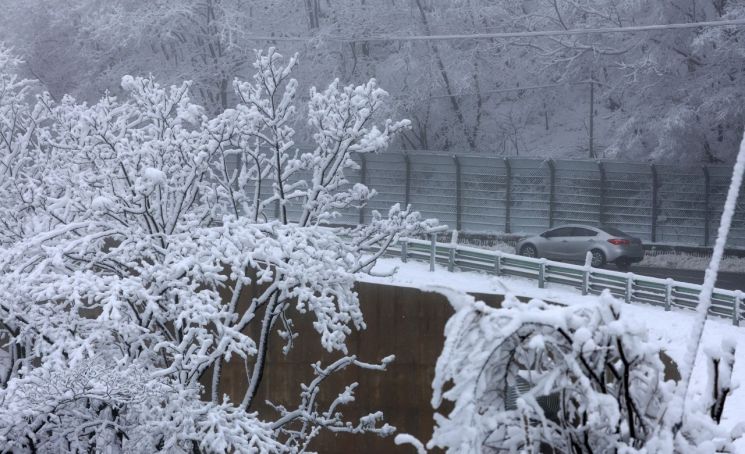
[224,153,745,248]
[356,154,745,249]
[382,236,745,325]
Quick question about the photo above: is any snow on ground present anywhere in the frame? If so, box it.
[362,258,745,446]
[640,252,745,272]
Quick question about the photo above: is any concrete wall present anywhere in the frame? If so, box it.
[216,282,503,453]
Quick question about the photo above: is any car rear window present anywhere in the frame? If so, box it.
[600,226,630,237]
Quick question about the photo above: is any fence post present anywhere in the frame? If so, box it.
[429,232,436,272]
[401,239,408,263]
[359,154,367,225]
[454,155,462,231]
[404,153,411,209]
[448,246,456,272]
[703,166,711,247]
[582,269,590,295]
[538,259,546,289]
[495,253,502,276]
[548,159,556,228]
[733,290,742,326]
[582,251,592,295]
[504,157,512,234]
[598,161,606,225]
[651,164,659,243]
[665,278,673,311]
[625,273,634,304]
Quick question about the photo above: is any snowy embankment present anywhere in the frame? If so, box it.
[362,258,745,444]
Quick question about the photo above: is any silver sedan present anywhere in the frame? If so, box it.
[515,224,644,270]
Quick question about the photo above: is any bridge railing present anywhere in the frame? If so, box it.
[381,236,744,325]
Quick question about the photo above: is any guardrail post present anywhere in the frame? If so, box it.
[665,278,673,311]
[651,164,659,243]
[494,253,502,276]
[429,233,436,272]
[625,273,634,304]
[359,154,367,225]
[598,161,606,225]
[733,291,742,326]
[582,251,592,296]
[454,155,462,231]
[548,160,556,228]
[703,166,711,247]
[504,157,512,234]
[448,245,456,272]
[538,259,546,289]
[582,270,590,295]
[401,239,408,263]
[404,153,411,209]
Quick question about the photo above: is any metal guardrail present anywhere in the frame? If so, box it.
[383,236,744,325]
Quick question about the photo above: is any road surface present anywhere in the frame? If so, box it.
[625,267,745,292]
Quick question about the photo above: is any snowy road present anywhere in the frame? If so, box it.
[629,266,745,291]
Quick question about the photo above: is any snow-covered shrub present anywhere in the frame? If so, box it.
[0,48,436,452]
[429,291,740,453]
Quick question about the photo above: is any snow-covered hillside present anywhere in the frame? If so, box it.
[2,1,744,163]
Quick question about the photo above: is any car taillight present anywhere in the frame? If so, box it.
[608,238,630,245]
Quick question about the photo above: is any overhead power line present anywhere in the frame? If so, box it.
[424,81,592,100]
[243,18,745,43]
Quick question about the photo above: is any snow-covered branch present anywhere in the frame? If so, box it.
[0,48,436,453]
[428,290,740,453]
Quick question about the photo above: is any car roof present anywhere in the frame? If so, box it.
[547,224,601,231]
[545,224,633,237]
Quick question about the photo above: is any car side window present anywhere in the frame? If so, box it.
[572,227,597,237]
[545,227,574,238]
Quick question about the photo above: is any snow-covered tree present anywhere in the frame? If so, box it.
[0,48,436,452]
[0,47,45,247]
[428,291,740,453]
[4,0,745,162]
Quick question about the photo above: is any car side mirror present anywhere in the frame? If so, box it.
[540,232,548,238]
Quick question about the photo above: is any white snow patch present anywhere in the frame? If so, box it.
[640,253,745,272]
[142,167,166,185]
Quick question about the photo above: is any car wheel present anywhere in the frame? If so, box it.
[519,244,538,258]
[615,258,631,271]
[590,249,606,268]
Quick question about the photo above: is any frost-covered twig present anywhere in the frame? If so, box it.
[270,355,396,449]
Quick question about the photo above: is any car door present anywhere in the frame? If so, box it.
[541,227,575,260]
[565,227,599,261]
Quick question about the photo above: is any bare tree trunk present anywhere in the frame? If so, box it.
[470,58,483,150]
[412,0,477,151]
[306,0,320,29]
